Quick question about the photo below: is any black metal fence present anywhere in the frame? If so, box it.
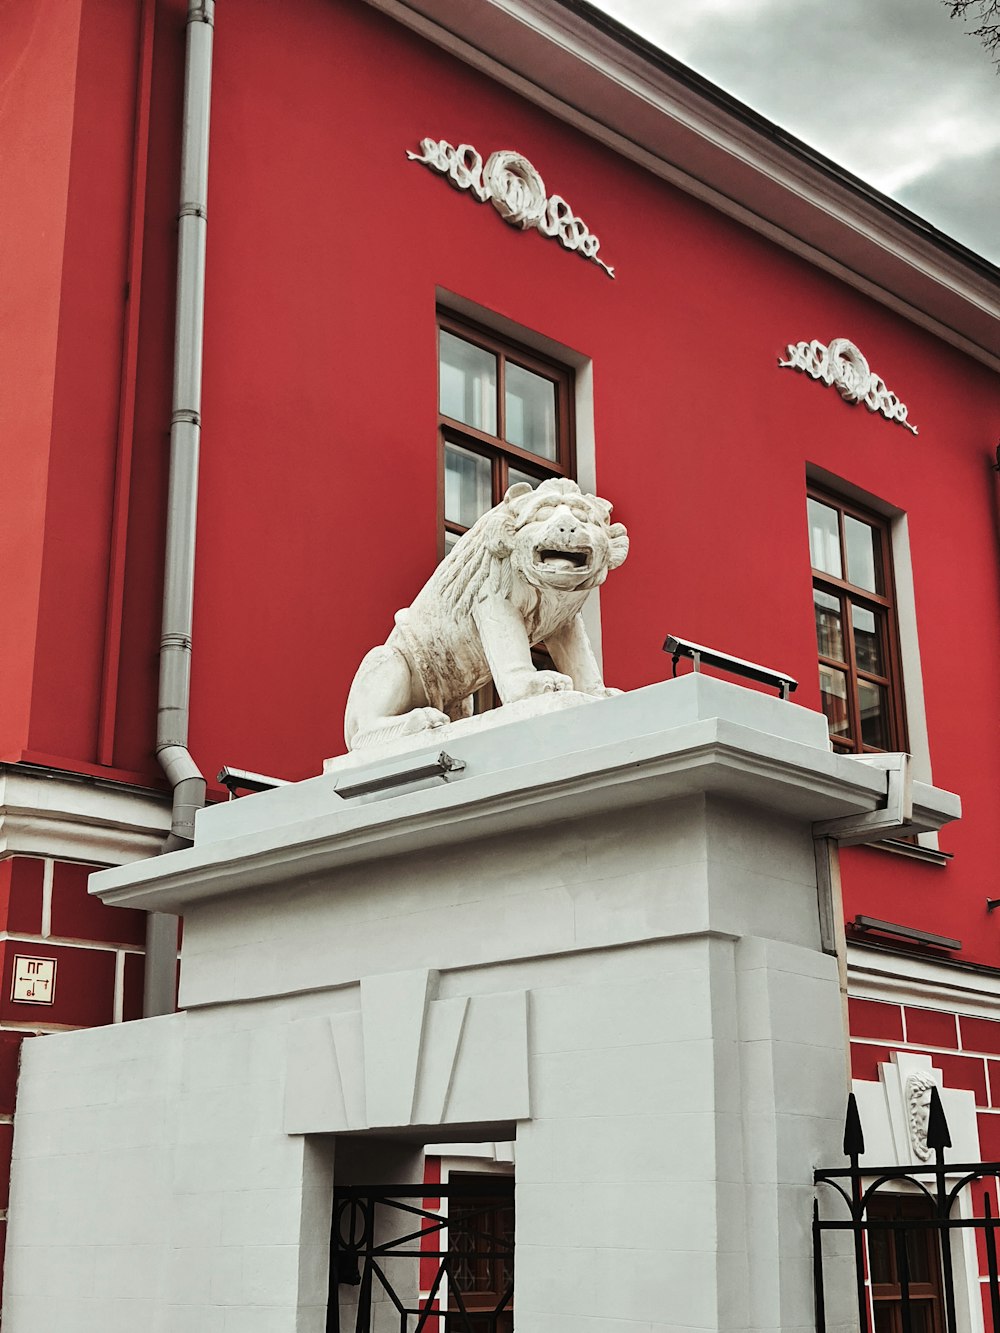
[815,1087,1000,1333]
[328,1178,514,1333]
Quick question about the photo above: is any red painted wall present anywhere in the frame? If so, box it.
[26,0,143,765]
[0,0,85,761]
[12,0,1000,965]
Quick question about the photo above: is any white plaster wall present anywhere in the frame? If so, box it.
[514,935,745,1333]
[735,936,846,1333]
[4,1001,339,1332]
[4,740,852,1331]
[5,923,845,1333]
[178,792,822,1011]
[3,1017,178,1331]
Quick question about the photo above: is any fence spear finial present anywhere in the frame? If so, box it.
[927,1083,952,1152]
[844,1091,865,1159]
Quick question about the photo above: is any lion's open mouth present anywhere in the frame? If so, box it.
[534,547,591,572]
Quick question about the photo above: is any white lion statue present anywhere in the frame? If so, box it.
[344,478,629,750]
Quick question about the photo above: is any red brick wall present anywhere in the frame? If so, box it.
[849,998,1000,1146]
[0,858,145,1030]
[850,993,1000,1318]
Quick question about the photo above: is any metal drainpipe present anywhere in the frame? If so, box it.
[145,0,215,1017]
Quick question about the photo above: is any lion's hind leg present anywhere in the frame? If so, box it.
[344,645,449,751]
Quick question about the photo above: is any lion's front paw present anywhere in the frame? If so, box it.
[506,669,574,701]
[400,707,450,734]
[587,685,622,699]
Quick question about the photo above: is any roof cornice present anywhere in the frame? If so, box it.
[365,0,1000,372]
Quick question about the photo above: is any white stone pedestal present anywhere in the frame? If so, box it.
[1,677,960,1332]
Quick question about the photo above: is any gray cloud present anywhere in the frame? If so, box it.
[592,0,1000,264]
[896,142,1000,260]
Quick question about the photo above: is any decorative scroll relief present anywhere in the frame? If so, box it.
[407,137,615,278]
[778,337,918,434]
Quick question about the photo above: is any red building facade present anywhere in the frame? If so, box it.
[1,0,999,1317]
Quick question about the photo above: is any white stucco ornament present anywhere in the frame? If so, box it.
[407,137,615,277]
[904,1068,938,1163]
[344,478,629,750]
[778,337,918,434]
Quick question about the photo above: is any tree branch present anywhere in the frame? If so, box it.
[943,0,1000,65]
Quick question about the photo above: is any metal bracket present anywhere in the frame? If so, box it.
[813,752,913,845]
[334,752,466,800]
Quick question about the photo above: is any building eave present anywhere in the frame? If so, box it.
[365,0,1000,372]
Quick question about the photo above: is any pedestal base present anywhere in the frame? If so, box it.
[3,679,960,1332]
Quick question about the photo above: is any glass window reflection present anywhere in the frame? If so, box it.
[505,363,557,460]
[507,466,541,493]
[814,589,845,662]
[808,499,842,578]
[852,605,884,675]
[859,679,888,749]
[845,514,882,593]
[819,666,850,737]
[445,443,492,529]
[439,331,498,435]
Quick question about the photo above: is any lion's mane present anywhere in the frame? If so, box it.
[428,508,518,619]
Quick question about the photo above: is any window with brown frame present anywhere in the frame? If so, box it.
[438,311,575,556]
[867,1195,944,1333]
[807,487,907,753]
[444,1173,514,1333]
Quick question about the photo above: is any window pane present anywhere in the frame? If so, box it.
[819,665,851,738]
[507,466,542,492]
[859,679,889,749]
[852,604,885,675]
[814,589,845,662]
[845,514,883,593]
[808,499,842,578]
[443,529,462,556]
[440,331,498,434]
[505,362,557,460]
[869,1224,893,1284]
[905,1227,932,1283]
[908,1303,934,1333]
[445,444,492,528]
[872,1305,894,1333]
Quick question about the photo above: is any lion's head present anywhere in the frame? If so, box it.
[432,477,628,617]
[501,478,628,592]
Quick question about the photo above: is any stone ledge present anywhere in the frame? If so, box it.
[0,765,170,864]
[209,673,832,849]
[89,712,900,918]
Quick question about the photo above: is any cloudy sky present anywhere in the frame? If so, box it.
[590,0,1000,267]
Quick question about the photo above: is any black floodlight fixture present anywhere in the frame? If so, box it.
[217,766,290,798]
[663,634,798,699]
[852,915,961,951]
